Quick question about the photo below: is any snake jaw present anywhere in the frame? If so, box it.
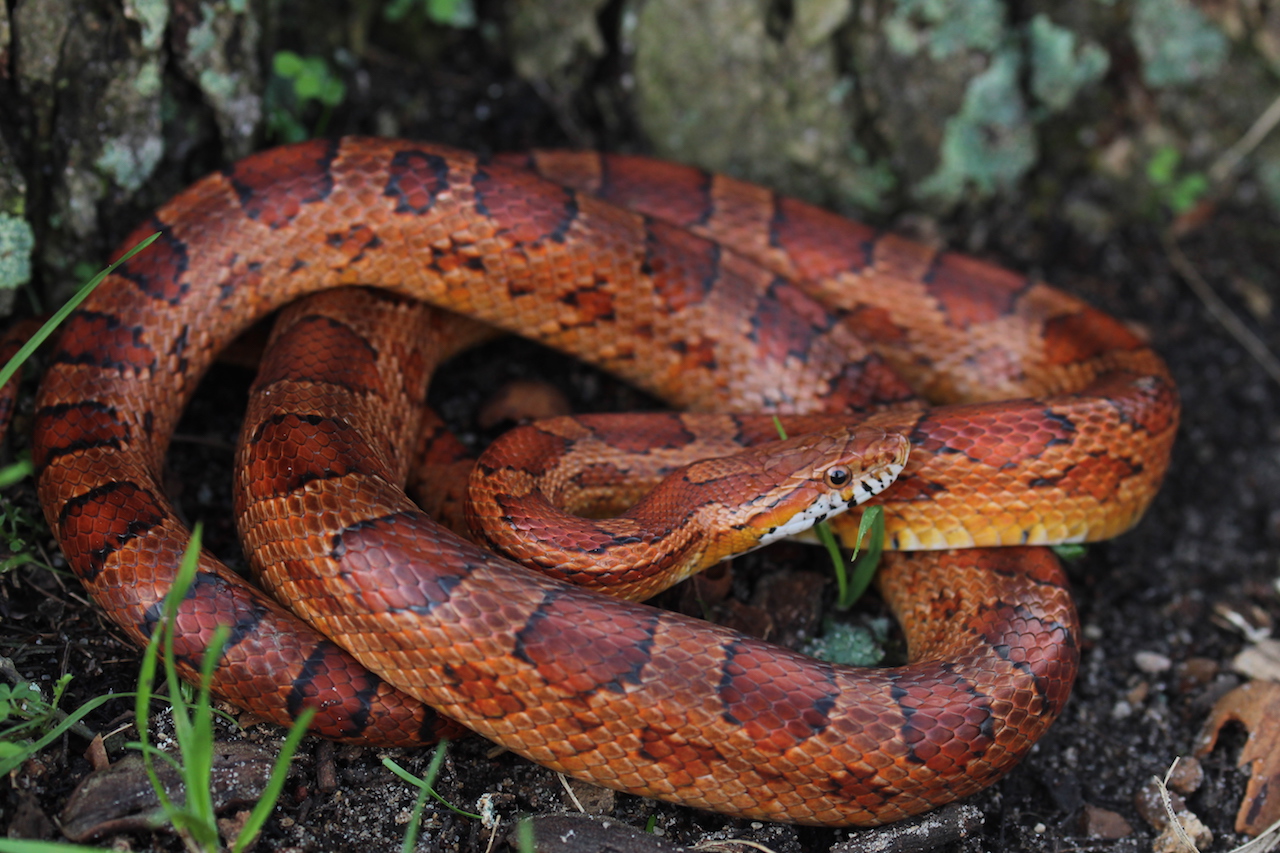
[755,458,907,547]
[850,459,907,505]
[753,430,909,548]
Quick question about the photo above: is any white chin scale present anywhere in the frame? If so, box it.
[757,461,905,547]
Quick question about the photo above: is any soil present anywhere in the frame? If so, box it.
[4,17,1280,853]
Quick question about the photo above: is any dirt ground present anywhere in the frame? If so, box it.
[5,17,1280,853]
[3,182,1277,853]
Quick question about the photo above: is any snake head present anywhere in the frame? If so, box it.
[746,426,909,548]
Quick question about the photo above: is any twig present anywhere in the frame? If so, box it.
[556,772,587,813]
[1209,90,1280,185]
[1155,759,1200,852]
[1162,231,1280,389]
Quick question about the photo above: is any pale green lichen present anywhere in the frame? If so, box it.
[123,0,169,51]
[184,2,261,146]
[803,617,889,666]
[184,3,220,61]
[1028,14,1109,113]
[916,50,1036,204]
[133,57,162,97]
[95,136,163,193]
[884,0,1005,60]
[1132,0,1227,87]
[199,67,237,101]
[0,213,35,291]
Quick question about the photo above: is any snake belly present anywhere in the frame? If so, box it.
[30,137,1178,826]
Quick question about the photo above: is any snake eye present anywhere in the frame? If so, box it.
[824,465,852,488]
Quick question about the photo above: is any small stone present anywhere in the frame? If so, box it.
[1152,812,1212,853]
[1175,657,1219,692]
[1167,756,1204,795]
[217,811,253,849]
[1079,804,1133,839]
[1135,650,1173,673]
[1134,778,1184,830]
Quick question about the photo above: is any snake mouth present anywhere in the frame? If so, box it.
[851,460,906,505]
[757,458,906,546]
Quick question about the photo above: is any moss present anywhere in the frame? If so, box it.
[502,0,608,82]
[12,0,72,87]
[1028,14,1109,113]
[916,49,1035,204]
[0,213,34,291]
[794,0,852,46]
[1132,0,1227,87]
[633,0,860,207]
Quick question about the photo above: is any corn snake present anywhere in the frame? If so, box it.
[22,137,1178,825]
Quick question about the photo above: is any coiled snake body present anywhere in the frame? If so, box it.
[27,138,1178,825]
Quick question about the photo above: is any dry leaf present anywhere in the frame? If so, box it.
[1233,639,1280,681]
[1195,681,1280,835]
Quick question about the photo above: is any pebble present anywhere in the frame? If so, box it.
[1134,778,1183,829]
[1134,650,1172,673]
[1079,804,1133,839]
[1175,657,1219,692]
[1166,756,1204,795]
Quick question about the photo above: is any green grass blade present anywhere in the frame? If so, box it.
[383,743,483,820]
[0,457,32,489]
[178,624,230,837]
[0,690,138,777]
[232,706,315,853]
[0,233,159,391]
[838,506,886,610]
[134,523,205,832]
[398,775,431,853]
[0,839,114,852]
[814,521,848,603]
[1052,543,1087,561]
[515,819,536,853]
